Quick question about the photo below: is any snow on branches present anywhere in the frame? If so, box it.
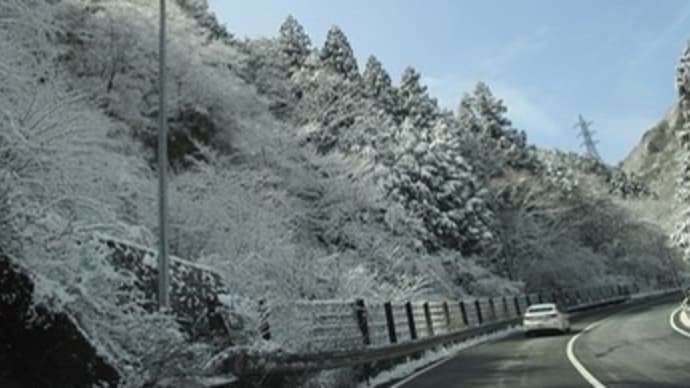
[381,119,495,253]
[457,82,537,174]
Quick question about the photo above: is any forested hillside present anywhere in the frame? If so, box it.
[0,0,686,386]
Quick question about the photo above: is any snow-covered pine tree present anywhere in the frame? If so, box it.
[320,25,360,81]
[292,29,398,155]
[457,92,481,133]
[457,82,535,171]
[362,55,398,115]
[291,68,369,153]
[278,14,311,74]
[472,82,513,139]
[396,66,439,129]
[382,118,495,253]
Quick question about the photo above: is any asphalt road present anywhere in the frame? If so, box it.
[397,295,690,388]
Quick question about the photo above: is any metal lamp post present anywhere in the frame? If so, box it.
[157,0,170,310]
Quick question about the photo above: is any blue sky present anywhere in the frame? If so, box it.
[209,0,690,164]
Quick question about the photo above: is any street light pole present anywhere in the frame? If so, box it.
[157,0,170,310]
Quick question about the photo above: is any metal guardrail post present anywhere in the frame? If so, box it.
[525,294,532,306]
[423,302,434,336]
[474,300,483,325]
[513,296,521,316]
[459,301,469,326]
[384,302,397,344]
[442,302,451,330]
[258,299,270,340]
[355,299,370,346]
[488,298,497,321]
[354,299,371,386]
[537,293,544,303]
[502,296,509,317]
[405,302,417,340]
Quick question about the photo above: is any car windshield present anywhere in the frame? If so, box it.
[527,306,555,313]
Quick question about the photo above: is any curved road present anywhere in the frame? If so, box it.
[396,296,690,388]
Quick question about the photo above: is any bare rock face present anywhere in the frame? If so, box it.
[622,43,690,193]
[620,104,682,202]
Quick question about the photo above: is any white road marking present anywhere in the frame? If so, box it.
[566,321,607,388]
[669,306,690,339]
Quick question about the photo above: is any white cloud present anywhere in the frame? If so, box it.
[481,26,550,78]
[491,82,559,134]
[422,25,556,135]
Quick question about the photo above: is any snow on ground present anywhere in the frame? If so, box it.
[359,325,522,388]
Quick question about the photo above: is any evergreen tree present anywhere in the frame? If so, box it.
[278,15,311,72]
[382,119,495,252]
[457,82,535,172]
[320,25,359,81]
[457,92,481,133]
[291,68,369,153]
[362,55,397,113]
[472,82,513,139]
[396,66,439,129]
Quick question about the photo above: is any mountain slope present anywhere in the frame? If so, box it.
[620,104,683,230]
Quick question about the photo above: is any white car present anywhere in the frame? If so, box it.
[522,303,571,336]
